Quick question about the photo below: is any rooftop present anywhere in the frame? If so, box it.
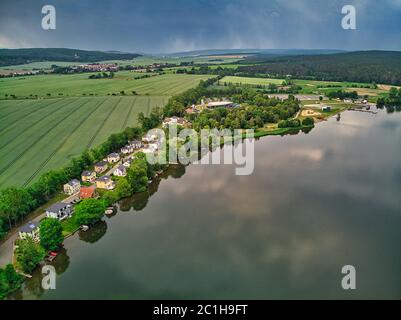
[108,153,119,157]
[20,221,39,233]
[96,175,112,182]
[80,186,96,198]
[67,179,80,186]
[207,101,233,107]
[46,202,70,213]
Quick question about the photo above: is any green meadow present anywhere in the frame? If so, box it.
[219,76,285,86]
[219,75,389,97]
[0,55,242,72]
[0,96,167,187]
[0,73,213,98]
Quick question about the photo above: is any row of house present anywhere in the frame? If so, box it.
[19,186,100,240]
[20,136,163,242]
[162,116,191,128]
[121,140,142,154]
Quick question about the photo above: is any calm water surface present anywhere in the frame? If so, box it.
[12,108,401,299]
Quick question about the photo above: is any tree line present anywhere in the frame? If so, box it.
[326,90,358,100]
[0,125,143,238]
[235,51,401,86]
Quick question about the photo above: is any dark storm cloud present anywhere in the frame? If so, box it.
[0,0,400,52]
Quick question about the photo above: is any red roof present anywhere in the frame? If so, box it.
[80,186,96,199]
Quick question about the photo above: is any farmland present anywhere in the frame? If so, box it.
[0,73,213,98]
[219,75,390,97]
[219,76,285,86]
[0,54,243,74]
[0,96,167,187]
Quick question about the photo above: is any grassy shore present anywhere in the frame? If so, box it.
[254,125,314,138]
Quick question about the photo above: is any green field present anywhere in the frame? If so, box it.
[0,96,167,187]
[0,61,82,71]
[219,76,285,86]
[0,55,243,73]
[128,55,243,66]
[0,73,213,98]
[219,76,389,97]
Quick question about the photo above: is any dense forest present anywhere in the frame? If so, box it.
[0,48,140,67]
[237,51,401,86]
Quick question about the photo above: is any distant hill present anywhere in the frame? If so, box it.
[167,48,346,58]
[0,48,141,67]
[238,51,401,85]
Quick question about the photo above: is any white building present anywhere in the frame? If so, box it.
[19,221,40,242]
[142,143,159,154]
[207,100,233,108]
[123,158,133,167]
[142,134,158,144]
[121,145,133,154]
[129,140,142,149]
[322,106,331,112]
[114,165,127,177]
[63,179,81,195]
[45,203,73,221]
[162,116,189,128]
[107,153,120,163]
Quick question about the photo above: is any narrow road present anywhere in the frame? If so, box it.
[0,213,45,267]
[0,149,143,268]
[0,192,79,267]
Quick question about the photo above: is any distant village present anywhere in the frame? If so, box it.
[0,61,181,78]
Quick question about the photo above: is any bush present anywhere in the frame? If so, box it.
[40,218,63,251]
[0,264,23,300]
[302,117,315,126]
[278,119,301,128]
[102,191,119,207]
[115,179,133,198]
[74,199,106,225]
[15,238,45,274]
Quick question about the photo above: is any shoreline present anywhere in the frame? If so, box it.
[0,108,342,263]
[0,104,354,300]
[0,108,350,267]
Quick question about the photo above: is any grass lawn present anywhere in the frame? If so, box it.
[61,216,80,237]
[253,125,314,138]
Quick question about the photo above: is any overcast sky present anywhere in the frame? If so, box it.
[1,0,400,53]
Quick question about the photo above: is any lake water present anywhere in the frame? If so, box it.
[12,108,401,299]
